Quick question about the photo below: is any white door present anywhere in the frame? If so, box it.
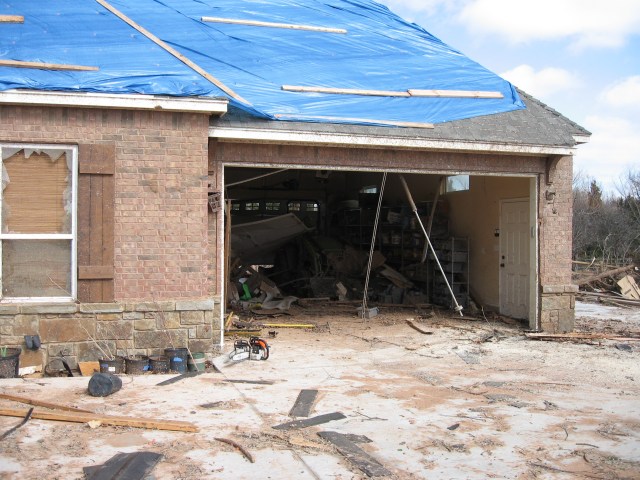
[500,199,530,319]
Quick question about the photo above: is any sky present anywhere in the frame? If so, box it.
[378,0,640,195]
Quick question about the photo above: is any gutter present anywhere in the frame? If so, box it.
[0,89,228,114]
[209,124,578,156]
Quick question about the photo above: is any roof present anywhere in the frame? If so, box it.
[0,0,525,127]
[211,89,591,154]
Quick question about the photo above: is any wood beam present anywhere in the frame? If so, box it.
[95,0,250,105]
[0,15,23,23]
[201,17,346,34]
[0,60,98,71]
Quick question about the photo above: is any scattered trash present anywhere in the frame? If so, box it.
[273,412,346,430]
[215,437,255,463]
[83,452,163,480]
[318,430,392,477]
[289,389,319,418]
[0,407,33,442]
[447,423,460,431]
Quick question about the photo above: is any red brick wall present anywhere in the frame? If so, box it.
[0,105,211,302]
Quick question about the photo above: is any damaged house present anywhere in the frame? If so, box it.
[0,0,589,371]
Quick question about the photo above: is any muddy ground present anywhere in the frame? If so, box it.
[0,300,639,479]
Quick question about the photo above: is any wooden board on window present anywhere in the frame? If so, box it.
[77,144,115,303]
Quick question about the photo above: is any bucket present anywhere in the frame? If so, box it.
[149,355,169,373]
[125,355,150,375]
[164,348,189,373]
[188,352,206,372]
[99,356,125,374]
[88,372,123,397]
[0,347,21,378]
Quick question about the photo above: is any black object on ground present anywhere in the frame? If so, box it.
[289,389,319,417]
[272,412,346,430]
[88,372,123,397]
[156,371,203,386]
[83,452,162,480]
[0,407,33,441]
[318,431,392,477]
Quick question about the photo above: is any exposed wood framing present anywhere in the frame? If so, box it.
[282,85,503,99]
[202,16,347,34]
[274,113,434,129]
[95,0,250,105]
[0,60,98,71]
[0,15,24,23]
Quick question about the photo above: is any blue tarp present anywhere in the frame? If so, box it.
[0,0,525,126]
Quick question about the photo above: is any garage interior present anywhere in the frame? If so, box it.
[223,165,537,327]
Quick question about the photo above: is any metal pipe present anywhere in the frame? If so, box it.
[398,175,463,316]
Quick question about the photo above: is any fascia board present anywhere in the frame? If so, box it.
[209,125,576,156]
[0,90,228,114]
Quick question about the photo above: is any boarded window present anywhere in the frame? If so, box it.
[0,146,76,299]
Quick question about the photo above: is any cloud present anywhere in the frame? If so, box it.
[500,65,578,98]
[457,0,640,48]
[575,115,640,193]
[600,76,640,110]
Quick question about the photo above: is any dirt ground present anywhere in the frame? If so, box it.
[1,300,639,479]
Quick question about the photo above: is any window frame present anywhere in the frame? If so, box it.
[444,174,470,194]
[0,143,78,302]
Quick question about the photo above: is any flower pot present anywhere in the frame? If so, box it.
[124,355,150,375]
[188,352,206,372]
[99,356,125,374]
[0,347,21,378]
[149,355,169,373]
[164,348,189,373]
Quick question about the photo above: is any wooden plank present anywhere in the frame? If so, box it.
[78,265,114,280]
[318,431,392,477]
[96,0,249,105]
[408,89,504,99]
[274,113,434,129]
[0,59,98,71]
[406,320,433,335]
[101,174,115,302]
[89,174,104,302]
[0,393,94,413]
[289,389,319,418]
[272,412,346,430]
[617,275,640,300]
[282,85,409,96]
[77,173,92,303]
[526,332,640,342]
[202,16,346,34]
[0,15,24,23]
[0,407,199,433]
[78,144,116,175]
[576,264,635,286]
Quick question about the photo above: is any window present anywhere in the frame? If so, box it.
[288,201,301,212]
[305,202,319,212]
[244,201,260,211]
[265,201,281,212]
[444,175,470,193]
[0,145,77,301]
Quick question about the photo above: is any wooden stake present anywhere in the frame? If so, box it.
[282,85,409,97]
[0,393,94,413]
[95,0,249,105]
[0,60,98,71]
[408,89,503,99]
[202,17,346,34]
[0,15,23,23]
[0,407,199,433]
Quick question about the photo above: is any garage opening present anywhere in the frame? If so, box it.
[222,166,536,329]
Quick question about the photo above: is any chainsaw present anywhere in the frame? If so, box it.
[228,336,270,362]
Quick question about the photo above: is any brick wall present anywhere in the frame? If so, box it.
[0,105,212,301]
[538,155,576,332]
[0,105,220,369]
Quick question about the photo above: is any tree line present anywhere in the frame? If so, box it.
[573,169,640,265]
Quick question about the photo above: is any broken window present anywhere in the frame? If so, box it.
[444,175,470,193]
[0,145,77,300]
